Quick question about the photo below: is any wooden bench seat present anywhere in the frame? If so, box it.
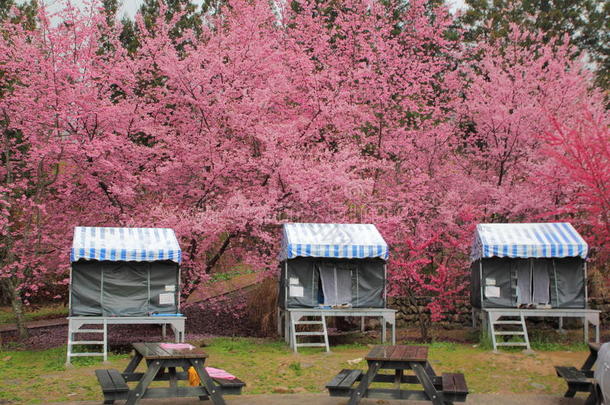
[95,369,129,404]
[327,368,468,403]
[555,366,594,397]
[99,368,246,400]
[213,376,246,395]
[326,369,363,396]
[442,373,468,402]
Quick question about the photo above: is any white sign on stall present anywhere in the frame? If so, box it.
[159,293,175,305]
[484,286,501,298]
[289,285,304,297]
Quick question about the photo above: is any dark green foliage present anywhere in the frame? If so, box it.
[101,0,119,26]
[119,17,140,54]
[460,0,609,90]
[99,0,141,54]
[140,0,203,40]
[101,0,228,54]
[0,0,37,29]
[0,0,13,21]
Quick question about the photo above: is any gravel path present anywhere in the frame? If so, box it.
[0,317,67,333]
[50,393,588,405]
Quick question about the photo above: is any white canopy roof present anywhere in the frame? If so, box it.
[280,223,388,261]
[71,227,182,263]
[471,222,587,261]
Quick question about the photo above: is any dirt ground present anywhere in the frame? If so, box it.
[51,393,588,405]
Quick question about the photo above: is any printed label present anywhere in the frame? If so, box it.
[159,293,175,305]
[289,286,304,297]
[485,286,501,298]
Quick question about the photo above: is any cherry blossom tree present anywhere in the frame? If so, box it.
[543,107,610,261]
[0,3,156,337]
[459,21,607,233]
[1,0,608,341]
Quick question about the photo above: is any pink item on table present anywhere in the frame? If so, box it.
[159,343,195,350]
[205,367,236,380]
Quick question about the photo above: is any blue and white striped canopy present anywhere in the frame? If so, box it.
[280,223,389,261]
[71,227,182,263]
[471,223,587,261]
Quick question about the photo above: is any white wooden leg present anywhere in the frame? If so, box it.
[582,317,589,343]
[290,313,297,352]
[284,311,290,344]
[596,321,600,343]
[103,320,108,363]
[277,308,282,337]
[66,320,73,366]
[584,317,589,343]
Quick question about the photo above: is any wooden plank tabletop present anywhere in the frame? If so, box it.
[132,342,208,359]
[365,345,428,362]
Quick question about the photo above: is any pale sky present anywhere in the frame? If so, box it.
[118,0,468,17]
[123,0,468,16]
[34,0,468,19]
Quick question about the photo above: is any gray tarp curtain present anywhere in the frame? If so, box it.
[71,261,103,316]
[318,263,353,306]
[71,260,179,316]
[279,258,385,308]
[532,265,550,304]
[516,261,532,305]
[471,257,585,309]
[101,263,148,316]
[553,257,585,308]
[472,258,513,308]
[515,260,550,305]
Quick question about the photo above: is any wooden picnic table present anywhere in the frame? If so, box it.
[582,342,600,371]
[327,345,467,405]
[555,341,601,401]
[95,342,244,405]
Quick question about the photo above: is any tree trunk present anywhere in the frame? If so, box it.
[406,293,430,342]
[1,278,29,340]
[205,233,233,274]
[417,310,430,342]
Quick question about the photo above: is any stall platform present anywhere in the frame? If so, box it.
[475,308,600,351]
[66,316,186,365]
[278,308,396,353]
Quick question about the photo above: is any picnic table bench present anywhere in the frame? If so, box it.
[555,342,600,402]
[95,342,245,405]
[326,345,468,405]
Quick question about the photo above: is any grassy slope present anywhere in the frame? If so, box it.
[0,304,68,325]
[0,337,591,404]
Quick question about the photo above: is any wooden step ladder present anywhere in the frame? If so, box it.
[66,319,107,365]
[490,313,531,352]
[290,314,329,353]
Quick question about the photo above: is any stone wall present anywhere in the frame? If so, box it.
[388,296,472,327]
[590,297,610,324]
[389,296,610,327]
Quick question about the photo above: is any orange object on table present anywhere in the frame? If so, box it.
[188,366,200,386]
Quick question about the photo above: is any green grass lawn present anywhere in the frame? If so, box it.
[0,337,593,404]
